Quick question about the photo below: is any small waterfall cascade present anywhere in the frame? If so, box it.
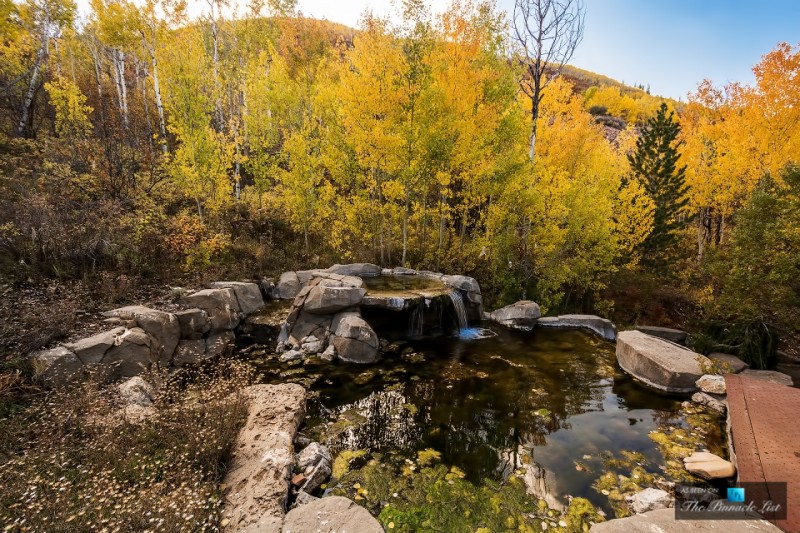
[408,303,424,338]
[447,290,469,331]
[447,289,496,340]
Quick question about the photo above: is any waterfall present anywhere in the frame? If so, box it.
[408,303,424,338]
[447,290,469,332]
[447,289,497,340]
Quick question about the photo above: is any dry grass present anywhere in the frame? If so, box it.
[0,359,256,532]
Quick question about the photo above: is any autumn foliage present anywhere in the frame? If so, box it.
[0,0,798,335]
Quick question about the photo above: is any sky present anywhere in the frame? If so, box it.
[295,0,800,100]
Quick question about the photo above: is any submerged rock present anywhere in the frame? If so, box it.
[628,487,674,514]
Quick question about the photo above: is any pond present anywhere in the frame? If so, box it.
[248,322,725,526]
[361,274,447,294]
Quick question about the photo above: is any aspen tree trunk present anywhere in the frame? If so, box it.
[148,45,168,154]
[112,49,129,127]
[17,33,49,136]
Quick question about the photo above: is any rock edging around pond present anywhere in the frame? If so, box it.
[221,384,383,533]
[485,300,616,341]
[29,281,267,385]
[616,330,710,393]
[275,265,483,363]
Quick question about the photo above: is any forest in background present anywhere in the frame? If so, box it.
[1,0,798,365]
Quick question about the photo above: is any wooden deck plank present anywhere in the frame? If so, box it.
[726,374,800,533]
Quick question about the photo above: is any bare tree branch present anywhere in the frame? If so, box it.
[512,0,585,160]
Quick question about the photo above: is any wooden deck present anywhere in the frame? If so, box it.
[726,374,800,533]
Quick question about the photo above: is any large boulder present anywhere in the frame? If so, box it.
[211,281,265,315]
[222,384,306,532]
[30,346,82,386]
[64,327,126,364]
[101,306,180,362]
[327,263,381,277]
[489,300,541,331]
[332,312,379,363]
[616,330,710,393]
[282,496,383,533]
[175,308,211,340]
[696,374,726,395]
[287,312,332,348]
[102,327,153,379]
[634,325,687,345]
[441,274,483,307]
[118,376,156,407]
[274,272,301,300]
[302,285,366,315]
[180,288,241,332]
[590,508,781,532]
[538,315,617,341]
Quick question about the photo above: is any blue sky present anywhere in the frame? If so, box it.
[298,0,800,100]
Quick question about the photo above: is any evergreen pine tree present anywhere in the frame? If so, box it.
[628,102,690,259]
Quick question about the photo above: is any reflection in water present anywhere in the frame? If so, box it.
[253,326,692,513]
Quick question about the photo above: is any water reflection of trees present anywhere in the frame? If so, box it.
[411,333,613,482]
[317,330,622,485]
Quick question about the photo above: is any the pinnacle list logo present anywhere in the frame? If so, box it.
[727,487,745,502]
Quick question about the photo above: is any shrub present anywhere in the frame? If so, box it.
[0,359,256,532]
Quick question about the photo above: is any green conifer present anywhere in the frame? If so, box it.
[628,102,690,259]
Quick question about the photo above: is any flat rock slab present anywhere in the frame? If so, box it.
[726,374,800,532]
[538,315,616,341]
[282,496,383,533]
[223,384,306,533]
[590,508,781,532]
[634,325,687,344]
[616,330,710,393]
[739,369,794,387]
[683,451,735,479]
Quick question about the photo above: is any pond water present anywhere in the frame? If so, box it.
[361,274,446,293]
[249,323,723,519]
